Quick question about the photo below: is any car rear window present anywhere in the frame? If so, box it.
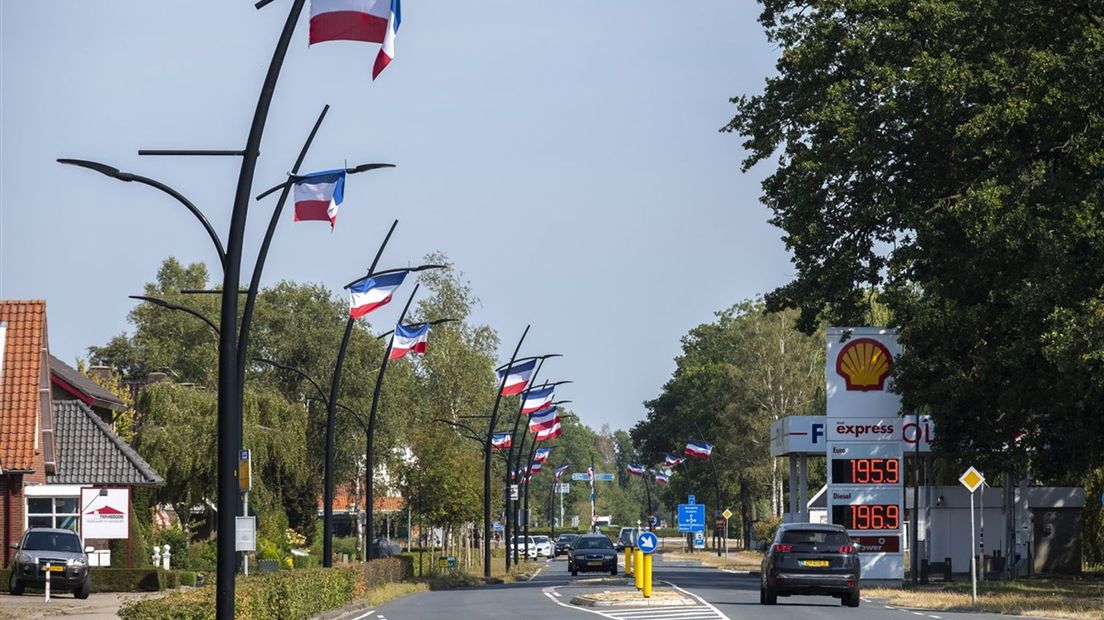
[574,537,614,550]
[780,530,852,546]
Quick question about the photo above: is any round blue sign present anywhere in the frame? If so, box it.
[636,531,658,553]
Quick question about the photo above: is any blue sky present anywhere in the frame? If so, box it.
[1,1,788,433]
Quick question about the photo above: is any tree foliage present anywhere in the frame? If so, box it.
[726,1,1104,478]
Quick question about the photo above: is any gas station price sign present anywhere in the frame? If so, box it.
[831,457,899,484]
[831,503,901,530]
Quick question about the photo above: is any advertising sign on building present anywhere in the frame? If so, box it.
[80,487,130,540]
[826,328,903,581]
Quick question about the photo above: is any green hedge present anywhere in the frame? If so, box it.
[119,557,408,620]
[91,568,169,592]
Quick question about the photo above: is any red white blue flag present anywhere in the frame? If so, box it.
[665,454,685,467]
[529,462,543,475]
[349,271,407,319]
[627,463,645,477]
[684,440,714,459]
[372,0,401,80]
[389,322,429,359]
[528,408,559,434]
[292,169,345,229]
[491,431,512,451]
[521,385,555,414]
[535,420,562,441]
[654,472,670,484]
[497,359,537,396]
[533,447,551,463]
[554,464,569,480]
[309,0,388,45]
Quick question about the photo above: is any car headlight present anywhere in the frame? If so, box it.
[14,552,31,564]
[69,557,87,567]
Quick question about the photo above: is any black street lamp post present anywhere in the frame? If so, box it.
[518,399,570,560]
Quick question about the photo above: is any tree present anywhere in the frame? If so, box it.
[725,1,1104,479]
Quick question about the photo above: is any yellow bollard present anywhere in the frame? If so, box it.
[624,547,633,576]
[643,552,653,598]
[634,548,644,589]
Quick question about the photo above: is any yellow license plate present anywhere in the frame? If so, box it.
[45,565,65,572]
[588,561,603,566]
[801,560,829,567]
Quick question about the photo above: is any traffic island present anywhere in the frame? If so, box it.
[570,588,697,608]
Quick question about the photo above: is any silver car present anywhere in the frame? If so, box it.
[8,528,92,598]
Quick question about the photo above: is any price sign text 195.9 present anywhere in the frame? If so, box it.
[831,458,899,484]
[831,504,900,531]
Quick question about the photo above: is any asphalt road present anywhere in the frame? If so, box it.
[336,553,1028,620]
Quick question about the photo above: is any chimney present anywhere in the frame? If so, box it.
[87,365,114,382]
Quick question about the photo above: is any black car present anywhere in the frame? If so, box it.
[760,523,860,607]
[554,534,578,557]
[568,534,617,576]
[8,528,92,598]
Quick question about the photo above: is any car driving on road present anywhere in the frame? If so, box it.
[554,533,578,557]
[8,528,92,598]
[760,523,860,607]
[568,534,617,576]
[507,536,539,560]
[531,535,553,558]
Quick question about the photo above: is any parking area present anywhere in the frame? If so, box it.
[0,591,165,619]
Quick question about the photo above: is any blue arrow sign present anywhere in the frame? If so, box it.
[571,473,591,481]
[594,473,616,481]
[636,531,658,554]
[678,503,706,533]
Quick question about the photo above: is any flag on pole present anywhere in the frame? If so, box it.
[529,462,543,475]
[389,322,429,359]
[528,408,559,433]
[491,431,512,451]
[372,0,401,80]
[627,463,645,477]
[533,447,551,463]
[292,169,346,228]
[554,464,569,480]
[520,385,555,414]
[654,472,670,484]
[349,270,407,318]
[497,359,537,396]
[309,0,389,44]
[665,454,686,467]
[684,440,714,459]
[535,421,562,441]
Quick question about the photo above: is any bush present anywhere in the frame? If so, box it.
[291,553,319,569]
[90,568,168,592]
[188,539,217,571]
[154,527,194,570]
[119,558,408,620]
[753,515,782,545]
[178,571,197,587]
[331,536,359,562]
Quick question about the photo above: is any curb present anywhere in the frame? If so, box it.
[570,593,698,608]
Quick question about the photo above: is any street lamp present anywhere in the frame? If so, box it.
[519,399,571,558]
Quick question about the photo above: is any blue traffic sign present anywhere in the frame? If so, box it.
[493,522,504,532]
[636,531,658,553]
[594,473,616,481]
[688,494,696,505]
[677,503,706,533]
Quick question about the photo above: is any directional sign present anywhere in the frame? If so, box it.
[678,503,706,533]
[693,531,705,549]
[555,483,570,494]
[688,494,696,505]
[493,522,505,532]
[959,466,985,493]
[594,473,616,481]
[571,473,591,481]
[636,531,658,554]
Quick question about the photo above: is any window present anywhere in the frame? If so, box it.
[26,496,79,531]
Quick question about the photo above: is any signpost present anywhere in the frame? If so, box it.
[960,466,985,604]
[238,449,251,574]
[636,531,658,598]
[722,508,733,558]
[677,503,706,533]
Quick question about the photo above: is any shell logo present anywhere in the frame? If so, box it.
[836,338,893,391]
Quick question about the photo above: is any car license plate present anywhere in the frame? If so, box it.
[801,560,829,567]
[45,565,65,572]
[588,561,603,566]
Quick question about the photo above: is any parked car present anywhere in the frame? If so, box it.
[554,534,578,557]
[568,534,617,576]
[373,537,401,557]
[760,523,860,607]
[614,526,639,551]
[8,528,92,598]
[507,536,539,560]
[531,535,553,558]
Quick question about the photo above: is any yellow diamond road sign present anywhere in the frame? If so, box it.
[722,509,733,520]
[959,466,985,493]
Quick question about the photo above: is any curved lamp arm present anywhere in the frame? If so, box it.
[254,357,329,405]
[59,158,226,266]
[254,162,396,202]
[343,264,447,290]
[128,295,220,337]
[495,354,562,373]
[375,317,460,340]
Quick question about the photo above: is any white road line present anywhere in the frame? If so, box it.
[657,581,731,620]
[928,616,942,619]
[348,611,375,620]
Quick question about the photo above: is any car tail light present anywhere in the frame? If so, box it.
[773,544,793,553]
[838,545,855,553]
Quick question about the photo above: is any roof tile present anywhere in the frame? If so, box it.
[1,300,47,471]
[48,400,163,486]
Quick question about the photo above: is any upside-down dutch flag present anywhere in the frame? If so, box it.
[554,464,569,480]
[654,472,670,484]
[684,440,714,459]
[529,462,543,475]
[665,454,686,467]
[520,385,555,414]
[310,0,388,44]
[372,0,401,80]
[535,420,562,441]
[389,322,429,359]
[533,447,551,463]
[491,431,512,451]
[292,169,345,229]
[349,270,408,318]
[528,408,559,434]
[497,359,537,396]
[627,463,645,477]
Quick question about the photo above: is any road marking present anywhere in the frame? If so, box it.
[348,611,375,620]
[913,613,925,616]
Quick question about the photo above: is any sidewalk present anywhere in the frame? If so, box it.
[1,591,166,619]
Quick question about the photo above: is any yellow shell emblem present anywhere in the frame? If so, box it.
[836,338,893,391]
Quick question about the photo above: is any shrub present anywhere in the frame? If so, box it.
[189,539,217,571]
[90,568,168,592]
[753,514,782,545]
[154,527,194,570]
[331,536,359,562]
[119,558,408,620]
[178,571,197,587]
[291,553,318,569]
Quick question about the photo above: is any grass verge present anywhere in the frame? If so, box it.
[866,579,1104,620]
[661,549,762,573]
[426,559,542,589]
[360,582,428,606]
